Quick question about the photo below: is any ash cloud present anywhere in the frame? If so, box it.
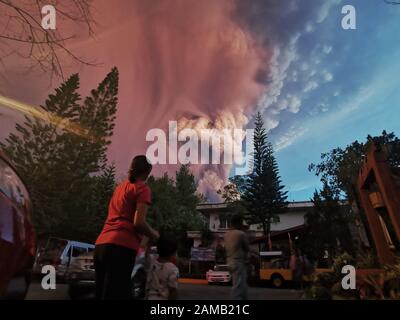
[0,0,342,201]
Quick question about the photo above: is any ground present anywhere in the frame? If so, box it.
[26,281,304,300]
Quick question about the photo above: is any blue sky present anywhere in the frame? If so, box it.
[247,0,400,201]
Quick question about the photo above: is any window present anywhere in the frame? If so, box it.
[219,214,231,229]
[72,246,88,257]
[271,259,285,269]
[215,265,229,272]
[46,238,68,252]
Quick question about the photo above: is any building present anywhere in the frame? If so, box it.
[187,201,315,248]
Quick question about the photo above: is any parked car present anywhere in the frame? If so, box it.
[206,265,232,285]
[33,237,94,281]
[64,246,157,300]
[0,151,36,299]
[66,252,96,300]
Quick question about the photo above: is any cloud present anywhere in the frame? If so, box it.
[305,23,315,33]
[288,95,302,113]
[264,117,280,132]
[316,0,342,23]
[288,180,318,192]
[322,70,333,82]
[275,98,289,113]
[323,45,333,55]
[320,103,329,112]
[303,81,319,93]
[257,37,299,125]
[289,70,298,82]
[197,170,225,201]
[274,126,307,152]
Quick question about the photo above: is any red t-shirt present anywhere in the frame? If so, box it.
[95,179,151,251]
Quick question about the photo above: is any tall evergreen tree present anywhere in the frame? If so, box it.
[84,164,117,241]
[242,112,288,235]
[1,68,119,241]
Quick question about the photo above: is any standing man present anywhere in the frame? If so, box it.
[224,215,249,300]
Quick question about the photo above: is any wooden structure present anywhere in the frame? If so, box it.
[357,144,400,265]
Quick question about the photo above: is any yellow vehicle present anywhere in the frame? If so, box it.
[259,251,292,288]
[259,251,332,288]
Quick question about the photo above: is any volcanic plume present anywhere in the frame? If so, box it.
[121,0,269,199]
[1,0,271,200]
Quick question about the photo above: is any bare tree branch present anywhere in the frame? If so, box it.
[0,0,98,82]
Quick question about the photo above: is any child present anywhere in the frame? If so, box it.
[145,235,179,300]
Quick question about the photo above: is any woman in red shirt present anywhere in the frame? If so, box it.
[94,155,159,300]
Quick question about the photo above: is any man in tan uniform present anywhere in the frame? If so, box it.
[224,215,249,300]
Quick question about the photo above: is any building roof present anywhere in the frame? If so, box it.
[196,200,349,212]
[196,201,314,214]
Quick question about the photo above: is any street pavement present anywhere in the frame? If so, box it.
[26,281,304,300]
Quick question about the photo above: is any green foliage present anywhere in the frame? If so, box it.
[308,130,400,198]
[356,252,380,269]
[306,252,357,300]
[300,183,355,262]
[82,164,117,241]
[1,68,119,242]
[242,112,288,235]
[146,165,205,257]
[307,254,400,300]
[331,252,357,273]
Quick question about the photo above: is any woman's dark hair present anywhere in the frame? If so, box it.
[157,235,178,259]
[128,155,152,183]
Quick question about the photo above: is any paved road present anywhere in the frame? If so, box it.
[26,283,71,300]
[180,284,303,300]
[26,281,304,300]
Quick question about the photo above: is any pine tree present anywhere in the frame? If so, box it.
[1,74,81,234]
[58,67,119,240]
[1,68,119,241]
[242,112,288,235]
[84,164,117,241]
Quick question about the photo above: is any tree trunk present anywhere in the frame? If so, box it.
[262,222,267,236]
[266,218,271,236]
